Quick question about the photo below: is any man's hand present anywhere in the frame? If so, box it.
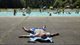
[22,27,25,30]
[22,27,28,30]
[42,25,46,28]
[22,27,28,32]
[22,27,32,33]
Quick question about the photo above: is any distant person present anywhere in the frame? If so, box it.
[39,8,42,13]
[68,12,71,14]
[57,9,61,14]
[61,7,65,14]
[26,7,31,14]
[49,13,52,16]
[66,8,71,14]
[22,8,26,16]
[75,6,79,14]
[14,9,17,16]
[75,10,79,14]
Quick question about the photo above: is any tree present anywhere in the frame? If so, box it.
[53,0,66,8]
[20,0,26,8]
[73,0,80,7]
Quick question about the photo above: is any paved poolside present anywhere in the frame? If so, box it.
[0,16,80,45]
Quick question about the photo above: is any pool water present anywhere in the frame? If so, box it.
[0,12,80,16]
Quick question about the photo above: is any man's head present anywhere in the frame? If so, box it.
[42,25,46,28]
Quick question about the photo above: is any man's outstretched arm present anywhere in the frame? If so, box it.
[22,27,32,33]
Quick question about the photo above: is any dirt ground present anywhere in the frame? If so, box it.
[0,16,80,45]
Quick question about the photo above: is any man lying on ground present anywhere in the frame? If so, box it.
[19,25,59,43]
[21,25,59,37]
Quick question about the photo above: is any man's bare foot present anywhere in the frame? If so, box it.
[50,33,59,37]
[19,35,31,38]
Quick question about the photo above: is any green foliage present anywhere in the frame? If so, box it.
[53,0,80,8]
[0,0,80,8]
[20,0,26,7]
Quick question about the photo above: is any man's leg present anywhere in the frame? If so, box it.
[45,32,59,37]
[28,34,40,43]
[19,35,32,38]
[44,37,53,43]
